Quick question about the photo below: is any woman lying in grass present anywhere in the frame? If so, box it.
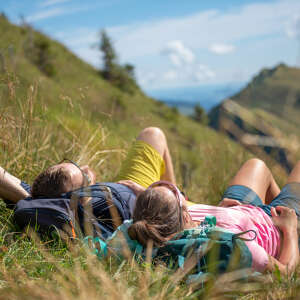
[126,158,300,275]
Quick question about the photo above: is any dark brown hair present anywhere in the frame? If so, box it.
[31,166,72,198]
[128,188,184,247]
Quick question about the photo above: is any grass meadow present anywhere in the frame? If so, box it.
[1,16,299,299]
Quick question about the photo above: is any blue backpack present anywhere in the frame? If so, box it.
[13,183,135,239]
[84,216,255,284]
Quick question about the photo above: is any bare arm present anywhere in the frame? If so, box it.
[218,198,242,207]
[117,180,146,196]
[265,206,299,275]
[0,167,29,203]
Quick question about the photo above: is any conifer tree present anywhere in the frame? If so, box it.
[99,29,138,94]
[193,104,208,124]
[99,30,117,80]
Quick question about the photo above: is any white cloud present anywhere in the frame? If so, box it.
[163,70,178,81]
[161,40,195,67]
[27,5,91,22]
[160,40,214,84]
[209,43,235,55]
[40,0,71,7]
[105,0,300,61]
[137,71,156,87]
[27,8,65,22]
[168,54,181,67]
[139,63,215,89]
[286,15,300,39]
[51,0,300,89]
[194,65,216,81]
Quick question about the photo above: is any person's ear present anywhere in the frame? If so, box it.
[182,210,193,228]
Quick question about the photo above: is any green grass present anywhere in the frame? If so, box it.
[0,15,296,299]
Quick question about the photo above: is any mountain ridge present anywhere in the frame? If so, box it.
[209,63,300,171]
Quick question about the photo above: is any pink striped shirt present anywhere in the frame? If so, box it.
[187,204,281,272]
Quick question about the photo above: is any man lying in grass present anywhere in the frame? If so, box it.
[127,158,300,275]
[0,126,183,224]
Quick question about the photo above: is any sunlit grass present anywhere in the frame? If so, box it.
[0,15,295,299]
[0,78,294,300]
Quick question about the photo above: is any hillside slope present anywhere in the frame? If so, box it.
[209,64,300,171]
[233,64,300,127]
[0,16,287,204]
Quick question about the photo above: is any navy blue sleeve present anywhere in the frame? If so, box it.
[21,181,32,195]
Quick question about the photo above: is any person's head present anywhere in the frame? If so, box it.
[128,181,191,247]
[31,160,96,198]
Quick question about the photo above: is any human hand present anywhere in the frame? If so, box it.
[117,180,145,196]
[271,206,298,234]
[81,165,96,185]
[218,198,242,208]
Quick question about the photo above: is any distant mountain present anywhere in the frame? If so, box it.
[146,82,245,113]
[231,63,300,122]
[209,64,300,171]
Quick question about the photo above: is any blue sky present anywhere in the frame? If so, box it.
[2,0,300,92]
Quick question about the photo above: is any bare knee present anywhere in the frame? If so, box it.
[137,127,166,142]
[245,158,267,169]
[244,158,273,180]
[137,127,167,156]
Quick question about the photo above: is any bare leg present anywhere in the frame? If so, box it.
[0,167,30,203]
[228,158,280,204]
[137,127,176,184]
[287,161,300,184]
